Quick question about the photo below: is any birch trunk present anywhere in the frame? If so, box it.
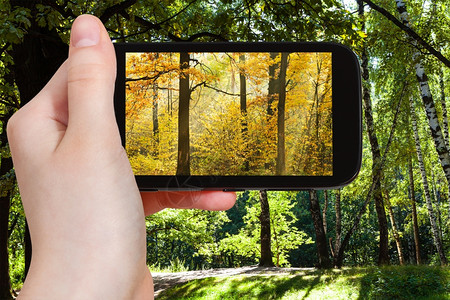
[395,0,450,217]
[410,96,448,265]
[408,156,421,264]
[439,68,449,151]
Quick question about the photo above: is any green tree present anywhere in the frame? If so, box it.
[220,191,312,267]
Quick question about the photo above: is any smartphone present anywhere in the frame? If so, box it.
[114,42,362,190]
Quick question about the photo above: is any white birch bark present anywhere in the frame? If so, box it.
[395,0,450,215]
[410,96,448,265]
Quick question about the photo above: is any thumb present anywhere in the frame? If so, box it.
[65,15,118,147]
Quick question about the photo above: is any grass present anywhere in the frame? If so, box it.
[156,266,450,300]
[150,257,190,273]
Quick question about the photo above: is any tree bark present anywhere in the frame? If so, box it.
[323,191,328,235]
[258,190,274,267]
[239,54,249,172]
[410,96,448,265]
[308,190,332,268]
[395,0,450,221]
[384,190,405,265]
[439,68,449,152]
[152,54,159,144]
[176,52,191,176]
[332,189,342,264]
[359,0,389,266]
[276,53,288,175]
[408,156,421,265]
[267,52,279,117]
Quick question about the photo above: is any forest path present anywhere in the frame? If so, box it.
[152,266,312,297]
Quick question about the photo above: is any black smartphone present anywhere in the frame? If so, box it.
[114,42,362,190]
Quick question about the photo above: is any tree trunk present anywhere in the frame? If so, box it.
[395,0,450,220]
[239,54,249,172]
[258,190,274,267]
[334,83,401,267]
[323,191,328,235]
[333,189,341,263]
[177,52,191,176]
[384,190,405,265]
[410,96,448,265]
[276,53,288,175]
[358,0,390,266]
[308,190,332,268]
[267,52,279,116]
[439,68,449,152]
[408,156,421,265]
[152,54,159,143]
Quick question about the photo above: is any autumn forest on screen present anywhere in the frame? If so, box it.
[125,52,332,176]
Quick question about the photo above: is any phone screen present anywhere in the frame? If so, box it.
[125,51,332,177]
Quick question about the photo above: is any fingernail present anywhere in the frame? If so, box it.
[71,15,100,48]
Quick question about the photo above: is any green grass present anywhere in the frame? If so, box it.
[156,266,450,300]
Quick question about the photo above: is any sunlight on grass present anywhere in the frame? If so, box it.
[156,266,450,300]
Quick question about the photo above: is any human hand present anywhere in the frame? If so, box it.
[7,14,235,299]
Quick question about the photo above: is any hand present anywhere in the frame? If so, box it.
[7,14,235,299]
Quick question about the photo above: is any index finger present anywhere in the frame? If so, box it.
[141,191,236,215]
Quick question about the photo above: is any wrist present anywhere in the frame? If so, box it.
[18,246,150,299]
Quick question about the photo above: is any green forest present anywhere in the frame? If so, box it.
[0,0,449,299]
[126,51,332,176]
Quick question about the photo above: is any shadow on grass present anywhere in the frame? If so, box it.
[157,269,328,300]
[357,265,450,300]
[156,266,450,300]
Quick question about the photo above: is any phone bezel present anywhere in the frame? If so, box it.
[114,42,362,190]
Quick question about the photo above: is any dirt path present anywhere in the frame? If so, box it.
[152,266,312,297]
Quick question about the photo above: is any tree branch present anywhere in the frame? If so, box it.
[362,0,450,68]
[119,10,227,42]
[100,0,138,24]
[41,0,76,19]
[186,32,228,42]
[155,0,199,26]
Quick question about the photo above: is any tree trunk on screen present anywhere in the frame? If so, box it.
[259,190,274,267]
[267,52,279,116]
[276,52,288,175]
[240,54,249,172]
[177,52,191,176]
[152,54,159,143]
[410,96,448,265]
[358,0,389,265]
[309,190,332,268]
[408,156,421,265]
